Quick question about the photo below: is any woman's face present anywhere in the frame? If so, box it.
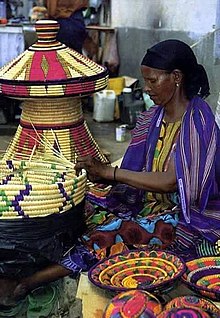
[141,65,177,106]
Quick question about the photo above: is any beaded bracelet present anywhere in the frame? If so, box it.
[113,165,118,181]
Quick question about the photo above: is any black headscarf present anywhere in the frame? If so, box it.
[141,39,210,99]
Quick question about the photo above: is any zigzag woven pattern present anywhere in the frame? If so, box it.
[0,159,87,218]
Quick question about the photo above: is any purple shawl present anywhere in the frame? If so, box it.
[107,96,220,243]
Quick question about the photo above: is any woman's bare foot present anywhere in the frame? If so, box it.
[13,282,29,301]
[0,278,22,307]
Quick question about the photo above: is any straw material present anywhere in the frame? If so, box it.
[103,290,162,318]
[157,307,210,318]
[182,256,220,301]
[3,98,108,163]
[0,20,109,216]
[0,20,109,163]
[164,296,219,315]
[0,158,87,218]
[89,249,186,294]
[0,20,108,98]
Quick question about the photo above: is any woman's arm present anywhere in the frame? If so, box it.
[113,168,177,193]
[75,155,177,193]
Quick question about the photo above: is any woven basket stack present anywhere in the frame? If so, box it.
[0,19,111,219]
[0,19,109,163]
[0,20,108,99]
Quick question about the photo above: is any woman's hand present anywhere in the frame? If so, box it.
[75,155,114,183]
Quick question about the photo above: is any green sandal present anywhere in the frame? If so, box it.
[27,283,59,318]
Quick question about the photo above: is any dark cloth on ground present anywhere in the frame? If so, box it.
[0,201,85,278]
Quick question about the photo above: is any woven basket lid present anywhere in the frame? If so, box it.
[0,20,108,99]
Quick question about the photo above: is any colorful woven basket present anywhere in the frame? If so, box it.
[164,296,219,317]
[0,158,87,218]
[0,20,108,98]
[0,20,109,163]
[103,290,162,318]
[88,249,186,294]
[157,307,211,318]
[3,99,108,162]
[182,257,220,301]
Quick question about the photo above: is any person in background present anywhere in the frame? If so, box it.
[46,0,89,53]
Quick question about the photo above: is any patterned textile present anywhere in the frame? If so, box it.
[142,120,181,216]
[175,97,220,243]
[61,96,220,273]
[111,96,220,243]
[79,120,180,253]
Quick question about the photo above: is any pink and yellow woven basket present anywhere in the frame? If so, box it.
[0,20,108,99]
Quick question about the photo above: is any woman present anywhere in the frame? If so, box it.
[74,39,220,261]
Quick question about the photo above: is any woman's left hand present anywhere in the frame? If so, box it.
[75,155,114,182]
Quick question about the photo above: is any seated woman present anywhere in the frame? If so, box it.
[74,39,220,261]
[5,39,220,304]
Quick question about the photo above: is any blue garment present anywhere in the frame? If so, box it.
[56,10,87,53]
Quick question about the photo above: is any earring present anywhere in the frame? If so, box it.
[175,83,179,87]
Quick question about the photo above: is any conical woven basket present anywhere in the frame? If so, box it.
[0,20,108,99]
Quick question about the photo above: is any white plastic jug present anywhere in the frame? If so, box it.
[93,90,116,122]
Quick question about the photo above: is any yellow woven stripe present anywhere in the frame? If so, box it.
[30,44,66,51]
[1,51,34,80]
[0,203,73,218]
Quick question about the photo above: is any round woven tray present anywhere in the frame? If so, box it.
[103,290,162,318]
[164,295,219,316]
[182,256,220,301]
[88,249,186,294]
[157,307,211,318]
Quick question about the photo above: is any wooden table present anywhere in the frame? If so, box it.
[76,272,220,317]
[76,273,111,318]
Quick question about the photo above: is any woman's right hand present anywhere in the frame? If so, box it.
[75,155,114,183]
